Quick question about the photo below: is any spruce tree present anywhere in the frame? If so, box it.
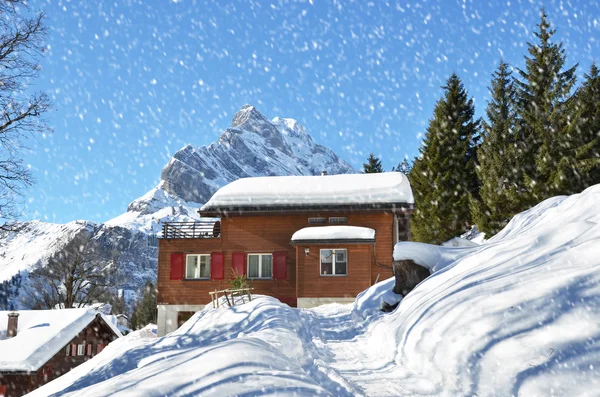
[363,153,384,173]
[553,63,600,193]
[409,73,480,244]
[515,9,577,204]
[131,281,157,329]
[392,158,412,174]
[471,61,522,236]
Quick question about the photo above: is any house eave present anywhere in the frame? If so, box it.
[0,369,35,375]
[290,238,376,245]
[199,203,415,217]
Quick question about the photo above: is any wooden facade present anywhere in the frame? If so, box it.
[158,210,408,314]
[0,316,119,397]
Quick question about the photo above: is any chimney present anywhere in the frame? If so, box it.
[321,170,328,176]
[7,312,19,338]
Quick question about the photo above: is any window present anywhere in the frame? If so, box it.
[177,311,195,328]
[320,249,347,276]
[329,217,348,224]
[185,254,211,279]
[396,216,410,242]
[247,254,273,279]
[77,343,86,356]
[65,345,70,356]
[308,217,326,224]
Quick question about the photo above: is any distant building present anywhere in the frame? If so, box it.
[0,309,121,397]
[157,172,414,336]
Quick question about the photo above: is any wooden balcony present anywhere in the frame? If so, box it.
[162,220,221,239]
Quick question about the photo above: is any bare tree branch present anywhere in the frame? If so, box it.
[21,229,120,309]
[0,1,50,227]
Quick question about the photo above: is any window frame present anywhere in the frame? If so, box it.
[185,254,211,280]
[247,253,273,279]
[308,217,327,224]
[77,343,86,356]
[328,217,348,224]
[394,215,410,243]
[319,249,348,276]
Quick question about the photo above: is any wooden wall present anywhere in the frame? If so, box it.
[157,211,398,306]
[296,244,373,298]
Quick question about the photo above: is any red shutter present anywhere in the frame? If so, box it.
[97,344,105,354]
[0,385,6,397]
[211,252,225,280]
[273,252,287,280]
[70,344,77,356]
[232,252,246,278]
[86,344,92,356]
[170,253,184,280]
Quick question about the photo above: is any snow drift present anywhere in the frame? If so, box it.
[31,185,600,396]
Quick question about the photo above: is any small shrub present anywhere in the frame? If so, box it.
[230,275,252,290]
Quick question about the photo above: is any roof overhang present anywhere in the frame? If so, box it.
[199,203,414,217]
[290,238,376,245]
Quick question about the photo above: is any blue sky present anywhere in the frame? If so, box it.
[23,0,600,223]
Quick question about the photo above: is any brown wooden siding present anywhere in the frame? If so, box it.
[0,317,119,397]
[296,244,373,298]
[158,211,399,306]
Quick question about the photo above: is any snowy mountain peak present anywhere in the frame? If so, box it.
[157,105,354,206]
[272,117,311,140]
[231,104,268,129]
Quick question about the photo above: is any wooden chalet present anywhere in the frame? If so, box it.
[0,309,121,397]
[157,172,414,336]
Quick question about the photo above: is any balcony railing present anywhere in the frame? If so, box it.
[162,220,221,239]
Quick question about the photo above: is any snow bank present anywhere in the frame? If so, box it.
[31,184,600,396]
[201,172,414,210]
[291,226,375,242]
[393,240,476,272]
[353,276,401,315]
[355,184,600,395]
[29,297,338,397]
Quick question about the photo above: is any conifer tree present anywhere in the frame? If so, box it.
[471,61,522,236]
[409,73,480,244]
[515,9,577,204]
[553,63,600,193]
[363,153,384,173]
[131,281,157,329]
[392,158,412,174]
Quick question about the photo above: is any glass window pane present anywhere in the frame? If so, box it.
[199,255,210,278]
[186,256,198,279]
[321,250,333,275]
[335,261,347,275]
[248,255,259,278]
[335,250,347,275]
[261,255,272,278]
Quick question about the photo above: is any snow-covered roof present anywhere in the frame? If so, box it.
[291,226,376,243]
[200,172,414,213]
[0,308,122,372]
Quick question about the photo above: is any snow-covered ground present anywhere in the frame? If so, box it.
[30,185,600,396]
